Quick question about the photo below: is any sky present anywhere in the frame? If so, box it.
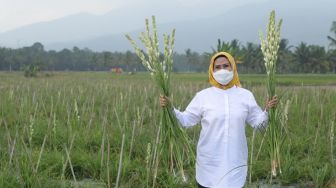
[0,0,267,33]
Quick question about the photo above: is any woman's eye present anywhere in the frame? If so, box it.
[223,64,229,68]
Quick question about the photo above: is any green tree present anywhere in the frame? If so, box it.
[294,42,310,73]
[185,48,201,72]
[309,45,328,73]
[327,49,336,73]
[240,42,263,73]
[124,50,134,71]
[328,21,336,48]
[210,39,244,63]
[277,39,294,73]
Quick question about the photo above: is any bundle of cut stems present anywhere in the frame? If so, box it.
[259,10,283,177]
[126,16,195,180]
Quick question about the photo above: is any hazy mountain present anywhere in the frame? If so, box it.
[0,0,335,52]
[0,1,229,47]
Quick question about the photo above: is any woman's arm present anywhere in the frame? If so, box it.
[246,94,278,130]
[160,94,202,127]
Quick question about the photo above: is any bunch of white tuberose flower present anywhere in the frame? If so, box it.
[259,10,284,178]
[126,16,194,183]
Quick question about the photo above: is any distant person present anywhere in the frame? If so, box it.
[159,52,278,188]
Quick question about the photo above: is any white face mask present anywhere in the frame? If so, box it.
[213,69,234,85]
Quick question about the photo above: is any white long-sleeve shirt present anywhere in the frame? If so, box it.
[174,86,268,188]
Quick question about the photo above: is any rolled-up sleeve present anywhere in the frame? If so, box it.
[246,93,268,129]
[173,93,202,127]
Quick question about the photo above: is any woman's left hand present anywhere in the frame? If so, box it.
[265,95,278,111]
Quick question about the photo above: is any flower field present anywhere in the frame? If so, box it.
[0,72,335,187]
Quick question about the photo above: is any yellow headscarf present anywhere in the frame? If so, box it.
[208,52,241,90]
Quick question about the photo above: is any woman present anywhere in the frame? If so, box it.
[159,52,278,188]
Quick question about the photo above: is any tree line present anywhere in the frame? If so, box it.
[0,21,335,74]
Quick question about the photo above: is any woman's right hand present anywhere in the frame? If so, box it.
[159,94,170,107]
